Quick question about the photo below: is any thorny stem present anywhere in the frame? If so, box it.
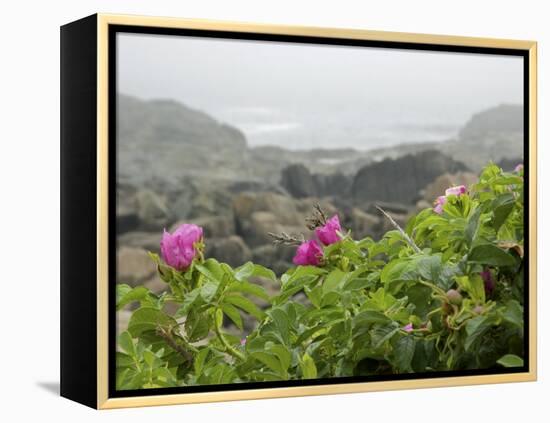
[214,324,246,361]
[156,326,193,363]
[376,206,422,254]
[306,203,328,230]
[268,231,305,246]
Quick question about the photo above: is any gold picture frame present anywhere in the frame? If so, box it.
[60,13,537,409]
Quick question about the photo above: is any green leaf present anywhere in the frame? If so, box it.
[393,335,415,372]
[234,261,255,280]
[224,294,266,320]
[416,255,442,283]
[227,281,270,302]
[128,307,177,337]
[465,207,481,247]
[221,303,243,330]
[251,264,277,281]
[193,348,210,375]
[267,308,290,343]
[322,268,346,294]
[501,300,524,329]
[468,244,515,267]
[195,258,224,282]
[116,352,135,368]
[300,353,317,379]
[268,344,291,372]
[465,315,495,351]
[497,354,524,368]
[118,331,135,357]
[251,351,285,377]
[185,310,210,342]
[174,287,203,318]
[353,310,391,327]
[116,284,149,311]
[372,323,400,349]
[492,194,515,232]
[456,275,485,304]
[142,350,157,368]
[200,280,219,302]
[305,286,322,308]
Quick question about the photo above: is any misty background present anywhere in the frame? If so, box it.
[116,32,524,333]
[117,33,523,150]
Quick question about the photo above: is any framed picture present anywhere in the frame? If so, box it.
[60,14,537,409]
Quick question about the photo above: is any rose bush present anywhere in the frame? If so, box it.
[116,163,525,389]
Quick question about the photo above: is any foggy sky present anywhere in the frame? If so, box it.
[117,32,523,148]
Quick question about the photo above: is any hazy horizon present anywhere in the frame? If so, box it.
[117,32,523,150]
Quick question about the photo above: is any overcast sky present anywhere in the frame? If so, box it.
[117,32,523,149]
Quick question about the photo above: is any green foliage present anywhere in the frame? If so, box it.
[116,163,525,389]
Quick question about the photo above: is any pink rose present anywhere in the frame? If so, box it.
[403,323,413,333]
[445,185,467,196]
[433,195,447,214]
[160,223,203,271]
[315,214,342,246]
[514,163,524,174]
[293,240,323,266]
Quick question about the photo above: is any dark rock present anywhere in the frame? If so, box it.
[313,172,352,197]
[171,215,235,239]
[281,164,317,198]
[497,157,523,172]
[135,189,171,230]
[117,209,140,234]
[348,208,380,239]
[351,150,468,205]
[251,244,296,275]
[205,236,252,267]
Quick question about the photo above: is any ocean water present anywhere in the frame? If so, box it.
[212,105,462,151]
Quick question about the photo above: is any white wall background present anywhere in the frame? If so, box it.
[0,0,546,421]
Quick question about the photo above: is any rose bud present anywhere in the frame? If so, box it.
[403,323,414,333]
[445,185,467,196]
[293,239,323,266]
[160,223,203,271]
[473,305,485,315]
[433,195,447,214]
[480,268,496,295]
[315,214,342,246]
[446,289,463,306]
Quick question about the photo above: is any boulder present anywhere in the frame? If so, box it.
[171,215,235,239]
[351,150,468,205]
[348,208,380,239]
[116,204,139,234]
[117,246,156,286]
[313,172,352,197]
[117,231,162,252]
[205,235,252,267]
[135,190,171,230]
[281,164,317,198]
[233,192,302,227]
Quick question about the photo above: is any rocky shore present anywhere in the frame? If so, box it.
[116,94,523,322]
